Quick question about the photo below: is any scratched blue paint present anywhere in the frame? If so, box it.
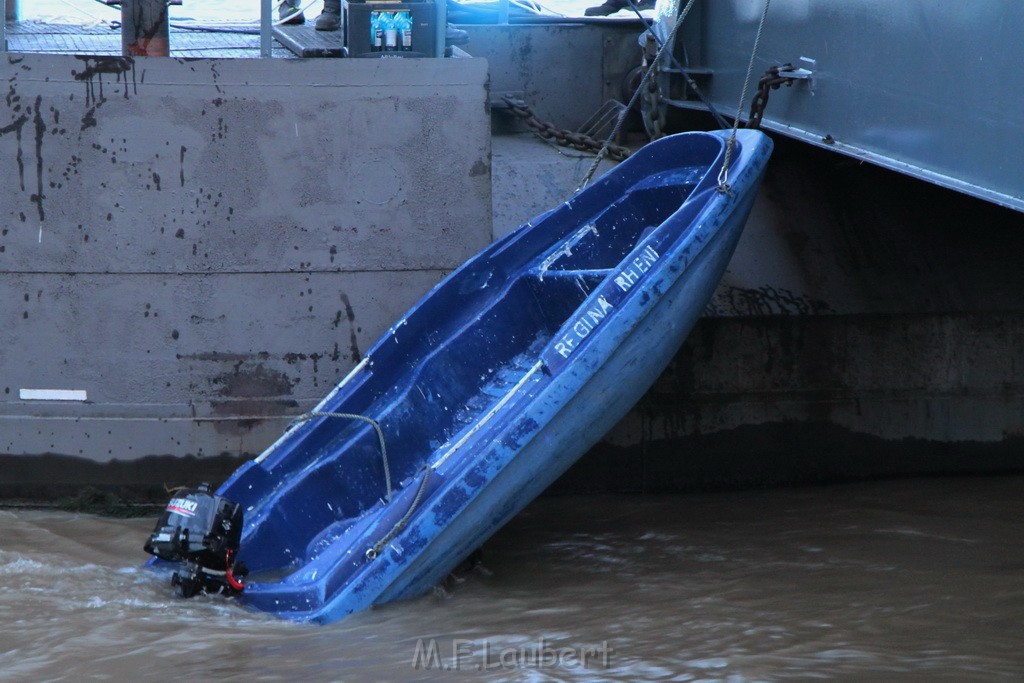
[209,130,773,623]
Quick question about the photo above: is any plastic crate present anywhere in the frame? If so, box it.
[344,1,437,58]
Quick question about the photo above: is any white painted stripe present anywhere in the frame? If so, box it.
[19,389,88,401]
[431,359,544,470]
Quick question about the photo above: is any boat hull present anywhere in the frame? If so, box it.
[223,129,772,623]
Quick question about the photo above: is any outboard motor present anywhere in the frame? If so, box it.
[143,483,247,598]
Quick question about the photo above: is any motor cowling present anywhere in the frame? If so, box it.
[144,483,246,597]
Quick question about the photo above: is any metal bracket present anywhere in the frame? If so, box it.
[781,66,813,82]
[490,91,526,109]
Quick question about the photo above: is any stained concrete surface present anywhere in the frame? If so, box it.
[3,22,1024,498]
[463,22,645,132]
[1,54,490,476]
[490,132,619,237]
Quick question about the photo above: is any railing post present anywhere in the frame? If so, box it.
[434,0,445,57]
[2,0,16,52]
[121,0,170,57]
[260,0,272,58]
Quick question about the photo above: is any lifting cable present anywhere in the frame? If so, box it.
[576,0,700,192]
[622,0,730,130]
[717,0,772,194]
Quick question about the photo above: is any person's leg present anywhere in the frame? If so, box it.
[446,23,468,46]
[315,0,342,31]
[279,0,305,24]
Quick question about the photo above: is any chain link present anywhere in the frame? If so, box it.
[501,96,632,162]
[746,64,798,130]
[640,57,666,141]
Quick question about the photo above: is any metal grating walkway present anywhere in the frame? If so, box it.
[5,19,297,58]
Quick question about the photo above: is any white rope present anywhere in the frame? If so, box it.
[292,410,393,503]
[366,466,431,560]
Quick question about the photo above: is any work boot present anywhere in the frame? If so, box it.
[315,0,342,31]
[279,0,305,25]
[445,23,469,46]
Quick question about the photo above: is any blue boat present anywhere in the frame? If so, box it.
[210,129,772,623]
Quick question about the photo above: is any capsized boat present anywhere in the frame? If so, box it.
[166,129,771,623]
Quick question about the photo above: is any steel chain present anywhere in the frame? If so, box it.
[641,60,665,141]
[746,64,798,130]
[502,96,632,161]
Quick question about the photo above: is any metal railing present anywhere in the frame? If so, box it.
[1,0,13,53]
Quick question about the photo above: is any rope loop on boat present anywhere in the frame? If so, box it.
[717,0,772,194]
[293,411,393,504]
[366,467,432,561]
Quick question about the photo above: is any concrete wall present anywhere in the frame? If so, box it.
[463,23,642,131]
[0,53,491,494]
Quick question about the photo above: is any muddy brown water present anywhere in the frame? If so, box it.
[2,476,1023,681]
